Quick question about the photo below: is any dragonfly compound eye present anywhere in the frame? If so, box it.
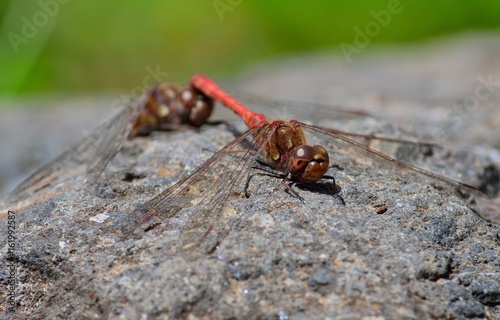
[190,98,214,126]
[290,145,329,184]
[176,88,214,126]
[156,83,181,104]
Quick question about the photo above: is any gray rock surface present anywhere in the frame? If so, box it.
[1,32,500,319]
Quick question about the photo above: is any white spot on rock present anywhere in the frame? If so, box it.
[90,213,109,223]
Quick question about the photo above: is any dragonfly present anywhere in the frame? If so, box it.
[7,78,368,201]
[8,82,215,198]
[126,74,497,258]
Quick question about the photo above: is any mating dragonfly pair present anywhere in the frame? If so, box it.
[8,74,498,255]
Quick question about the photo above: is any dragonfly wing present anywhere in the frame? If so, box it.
[227,90,371,121]
[85,94,146,185]
[307,127,439,147]
[299,122,498,224]
[9,94,147,198]
[124,125,274,259]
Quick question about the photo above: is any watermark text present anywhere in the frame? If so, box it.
[213,0,243,21]
[7,0,71,53]
[340,0,410,63]
[432,74,500,142]
[6,210,18,314]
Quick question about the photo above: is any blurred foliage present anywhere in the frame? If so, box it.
[1,0,500,97]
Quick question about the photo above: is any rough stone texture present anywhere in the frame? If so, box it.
[1,33,500,319]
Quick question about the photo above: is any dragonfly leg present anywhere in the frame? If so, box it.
[281,180,305,202]
[322,174,346,205]
[244,171,257,198]
[246,160,346,204]
[244,160,286,198]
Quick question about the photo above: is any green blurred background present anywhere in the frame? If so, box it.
[1,0,500,98]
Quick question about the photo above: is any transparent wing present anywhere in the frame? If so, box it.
[298,122,498,224]
[85,94,146,184]
[227,89,371,121]
[122,125,274,259]
[306,125,439,147]
[9,94,147,198]
[225,91,440,149]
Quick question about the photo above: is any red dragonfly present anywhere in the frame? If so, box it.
[128,74,496,257]
[7,79,365,200]
[9,82,215,198]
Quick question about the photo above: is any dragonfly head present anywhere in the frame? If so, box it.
[180,88,214,126]
[289,144,329,184]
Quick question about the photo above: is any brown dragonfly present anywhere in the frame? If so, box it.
[9,82,214,198]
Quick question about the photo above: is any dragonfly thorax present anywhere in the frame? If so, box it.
[262,121,329,184]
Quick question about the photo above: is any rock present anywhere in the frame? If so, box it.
[1,33,500,319]
[307,264,335,287]
[416,251,452,281]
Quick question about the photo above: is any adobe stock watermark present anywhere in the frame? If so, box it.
[340,0,411,63]
[432,74,500,142]
[7,0,70,53]
[108,65,170,114]
[213,0,243,21]
[6,210,18,315]
[56,65,170,170]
